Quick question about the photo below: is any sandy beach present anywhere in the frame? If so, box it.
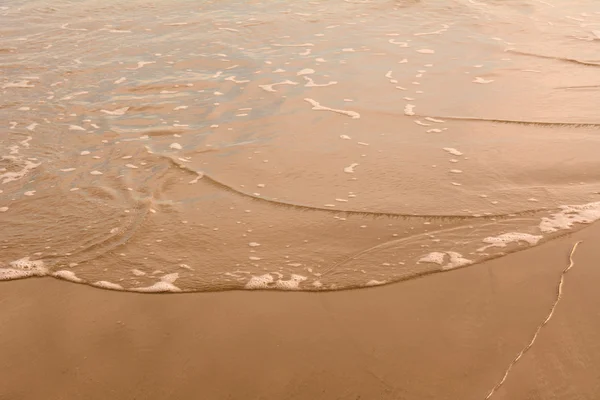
[2,222,599,400]
[3,1,600,398]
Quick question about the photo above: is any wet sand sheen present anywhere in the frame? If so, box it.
[2,222,600,400]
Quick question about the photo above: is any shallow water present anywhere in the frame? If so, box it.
[2,0,600,292]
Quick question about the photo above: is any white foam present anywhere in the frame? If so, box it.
[365,280,387,286]
[303,76,338,87]
[0,207,8,212]
[170,143,182,150]
[94,281,123,290]
[418,251,472,270]
[69,125,86,131]
[473,77,494,84]
[135,281,181,292]
[443,147,463,156]
[0,268,44,280]
[539,202,600,233]
[389,39,408,46]
[0,257,48,280]
[275,274,307,290]
[90,170,103,175]
[53,270,83,283]
[305,98,360,119]
[0,159,41,184]
[404,104,416,116]
[418,252,446,265]
[297,68,315,76]
[245,273,307,290]
[340,135,351,140]
[344,163,359,173]
[248,242,261,247]
[479,232,543,251]
[245,274,274,289]
[101,107,129,116]
[417,49,435,54]
[443,252,472,270]
[3,80,35,89]
[259,80,298,92]
[127,61,156,70]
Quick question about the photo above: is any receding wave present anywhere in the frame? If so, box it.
[2,0,600,293]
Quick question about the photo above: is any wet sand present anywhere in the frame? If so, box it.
[2,222,600,400]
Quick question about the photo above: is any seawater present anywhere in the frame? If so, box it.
[2,0,600,292]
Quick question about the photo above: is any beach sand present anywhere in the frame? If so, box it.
[1,224,599,400]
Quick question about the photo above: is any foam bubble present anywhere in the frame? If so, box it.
[443,147,463,156]
[479,232,543,251]
[297,68,315,76]
[539,202,600,233]
[0,257,48,280]
[1,159,41,184]
[275,274,307,290]
[365,280,387,286]
[418,252,446,265]
[245,273,274,289]
[404,104,415,116]
[259,80,298,92]
[245,273,307,290]
[53,270,83,283]
[473,77,494,84]
[101,107,129,116]
[93,281,124,290]
[133,281,182,293]
[417,49,435,54]
[344,163,359,173]
[303,76,338,87]
[304,98,360,119]
[444,252,472,270]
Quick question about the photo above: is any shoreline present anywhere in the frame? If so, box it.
[2,223,600,400]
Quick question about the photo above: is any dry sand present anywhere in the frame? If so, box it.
[1,224,600,400]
